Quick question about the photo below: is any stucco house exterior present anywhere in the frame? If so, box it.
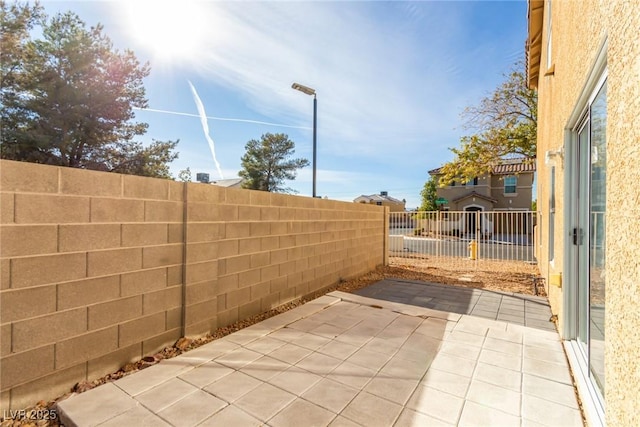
[354,191,406,212]
[527,1,639,425]
[428,158,535,212]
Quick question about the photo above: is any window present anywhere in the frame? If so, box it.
[375,201,382,206]
[504,176,517,194]
[467,177,478,186]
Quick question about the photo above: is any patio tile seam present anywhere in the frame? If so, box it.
[460,399,523,424]
[301,375,395,421]
[319,386,403,421]
[250,340,382,394]
[520,388,581,412]
[407,385,467,425]
[336,390,406,427]
[266,402,341,427]
[157,394,231,427]
[520,368,573,386]
[465,379,523,418]
[112,373,182,399]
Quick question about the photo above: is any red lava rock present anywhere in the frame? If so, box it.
[175,337,192,350]
[123,363,137,372]
[73,381,95,393]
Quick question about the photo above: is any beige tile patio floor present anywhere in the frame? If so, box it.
[56,282,583,427]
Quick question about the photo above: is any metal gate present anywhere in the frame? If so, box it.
[389,210,537,263]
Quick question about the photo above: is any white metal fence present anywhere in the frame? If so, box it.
[389,210,537,263]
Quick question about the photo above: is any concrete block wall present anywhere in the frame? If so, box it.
[0,160,385,411]
[184,186,384,337]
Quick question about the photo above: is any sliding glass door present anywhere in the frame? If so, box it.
[573,79,607,397]
[588,82,606,393]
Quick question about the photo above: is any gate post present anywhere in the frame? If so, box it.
[437,210,441,258]
[383,206,390,265]
[476,210,481,259]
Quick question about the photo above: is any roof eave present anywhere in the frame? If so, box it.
[527,0,544,89]
[451,192,498,204]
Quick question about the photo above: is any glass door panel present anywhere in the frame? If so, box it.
[574,80,607,398]
[576,123,590,357]
[589,82,607,394]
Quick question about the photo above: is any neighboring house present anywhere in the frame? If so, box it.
[354,191,406,212]
[195,173,244,188]
[210,178,244,188]
[428,158,535,212]
[528,1,639,425]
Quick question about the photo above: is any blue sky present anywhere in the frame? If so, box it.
[42,1,528,209]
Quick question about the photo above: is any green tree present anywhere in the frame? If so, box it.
[438,60,537,186]
[1,1,44,154]
[1,1,43,87]
[0,3,178,177]
[239,133,309,193]
[419,176,438,211]
[177,167,192,182]
[103,139,179,178]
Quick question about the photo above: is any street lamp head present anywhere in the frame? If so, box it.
[291,81,317,197]
[292,82,316,96]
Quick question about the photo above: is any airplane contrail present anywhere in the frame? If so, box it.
[187,81,224,180]
[133,107,311,130]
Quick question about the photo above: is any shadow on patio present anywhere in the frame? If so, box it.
[56,280,583,426]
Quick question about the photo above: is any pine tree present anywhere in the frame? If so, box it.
[239,133,309,193]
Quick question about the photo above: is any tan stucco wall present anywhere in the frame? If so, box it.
[489,174,534,210]
[535,0,605,326]
[435,173,533,211]
[449,197,493,212]
[436,183,487,207]
[603,2,640,424]
[0,160,386,411]
[534,1,640,424]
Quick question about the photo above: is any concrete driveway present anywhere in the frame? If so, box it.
[57,280,583,426]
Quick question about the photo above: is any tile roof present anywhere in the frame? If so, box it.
[490,159,536,175]
[354,194,404,204]
[428,158,536,176]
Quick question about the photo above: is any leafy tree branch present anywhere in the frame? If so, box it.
[438,60,537,186]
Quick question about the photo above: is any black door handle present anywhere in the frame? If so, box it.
[572,227,583,245]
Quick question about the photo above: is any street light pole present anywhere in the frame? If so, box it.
[292,82,317,198]
[312,94,317,198]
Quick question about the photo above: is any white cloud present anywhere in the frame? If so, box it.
[100,0,527,209]
[165,2,474,159]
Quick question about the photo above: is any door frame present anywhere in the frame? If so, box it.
[562,38,607,426]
